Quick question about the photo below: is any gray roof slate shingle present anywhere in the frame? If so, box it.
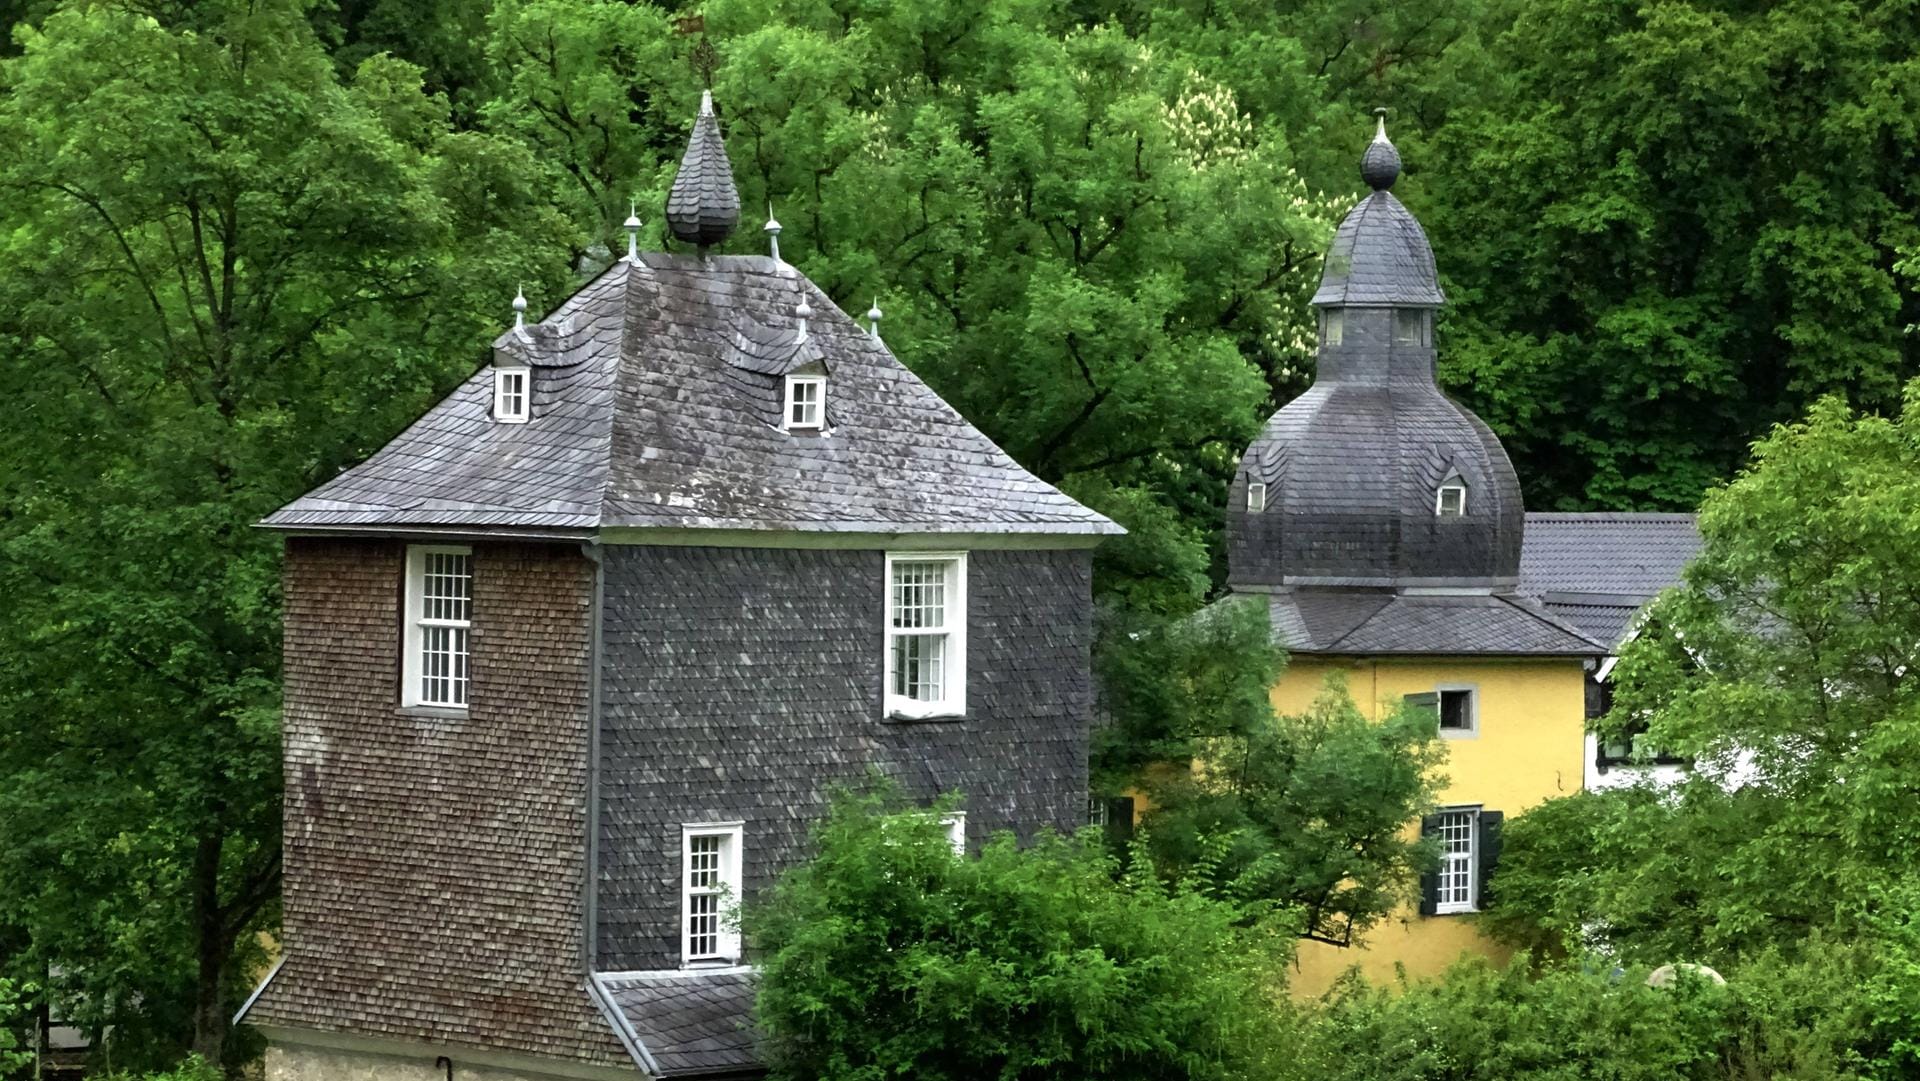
[263,254,1119,538]
[1519,512,1702,648]
[598,971,760,1079]
[1309,190,1445,308]
[666,91,741,249]
[1265,588,1607,657]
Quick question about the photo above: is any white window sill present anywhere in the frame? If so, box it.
[397,704,469,720]
[1438,727,1478,740]
[884,702,967,723]
[1432,904,1478,917]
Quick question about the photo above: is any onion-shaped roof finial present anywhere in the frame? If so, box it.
[765,203,782,262]
[623,201,642,263]
[665,89,741,250]
[512,284,528,329]
[866,298,882,340]
[1361,107,1401,191]
[795,295,814,343]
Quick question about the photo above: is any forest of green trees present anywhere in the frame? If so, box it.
[0,0,1916,1076]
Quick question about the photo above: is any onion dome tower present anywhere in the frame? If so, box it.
[665,90,740,250]
[1228,113,1524,591]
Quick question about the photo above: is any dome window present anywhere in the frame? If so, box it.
[493,366,529,423]
[784,373,825,431]
[1319,309,1344,347]
[1436,476,1468,516]
[1394,309,1431,347]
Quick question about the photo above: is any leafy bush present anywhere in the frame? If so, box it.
[752,788,1294,1081]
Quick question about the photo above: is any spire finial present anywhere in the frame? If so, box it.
[765,202,782,262]
[623,201,642,263]
[1360,107,1401,191]
[666,89,741,251]
[512,284,528,330]
[794,294,814,343]
[867,297,882,340]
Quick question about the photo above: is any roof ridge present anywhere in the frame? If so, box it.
[1492,591,1609,652]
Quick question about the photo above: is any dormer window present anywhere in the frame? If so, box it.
[1319,309,1344,346]
[784,374,824,430]
[1436,477,1468,516]
[1394,308,1431,346]
[1247,482,1267,513]
[493,367,529,423]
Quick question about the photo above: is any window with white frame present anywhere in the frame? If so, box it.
[403,546,473,709]
[1436,477,1468,516]
[941,812,967,855]
[682,824,743,965]
[783,374,824,430]
[885,553,967,717]
[493,367,529,423]
[1247,481,1267,513]
[1431,807,1478,914]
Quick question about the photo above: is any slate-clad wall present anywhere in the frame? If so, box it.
[596,545,1093,971]
[253,538,626,1069]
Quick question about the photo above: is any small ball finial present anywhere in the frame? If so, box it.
[795,295,813,342]
[512,284,528,329]
[765,203,783,262]
[866,298,882,340]
[1360,107,1401,191]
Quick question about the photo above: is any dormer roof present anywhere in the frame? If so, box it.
[261,254,1120,540]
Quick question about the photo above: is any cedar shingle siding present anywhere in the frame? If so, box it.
[251,538,627,1067]
[595,545,1092,971]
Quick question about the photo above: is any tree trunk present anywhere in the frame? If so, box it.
[189,831,231,1068]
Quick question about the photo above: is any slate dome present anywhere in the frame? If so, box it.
[1228,119,1524,588]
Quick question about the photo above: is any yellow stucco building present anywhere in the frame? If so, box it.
[1218,116,1642,995]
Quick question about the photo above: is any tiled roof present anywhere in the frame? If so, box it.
[262,254,1119,538]
[666,91,740,249]
[1263,588,1607,656]
[1519,512,1701,647]
[597,970,760,1079]
[1309,189,1446,308]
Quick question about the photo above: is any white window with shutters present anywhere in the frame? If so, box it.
[1433,807,1479,915]
[885,553,967,718]
[682,823,743,965]
[403,546,473,709]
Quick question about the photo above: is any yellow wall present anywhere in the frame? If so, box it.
[1280,655,1588,996]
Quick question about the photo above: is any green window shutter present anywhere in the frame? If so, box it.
[1404,692,1439,728]
[1477,810,1505,905]
[1418,813,1441,915]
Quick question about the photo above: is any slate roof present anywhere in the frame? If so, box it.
[1264,588,1606,657]
[1520,512,1702,648]
[597,970,760,1079]
[1309,190,1445,308]
[666,91,741,249]
[262,254,1119,538]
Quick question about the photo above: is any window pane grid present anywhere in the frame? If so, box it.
[685,833,729,961]
[787,378,823,427]
[1436,810,1476,911]
[415,551,471,706]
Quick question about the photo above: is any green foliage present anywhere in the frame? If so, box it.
[1426,0,1920,510]
[0,0,570,1065]
[97,1056,225,1081]
[1096,597,1443,943]
[752,787,1293,1081]
[1483,387,1920,1065]
[1282,949,1920,1081]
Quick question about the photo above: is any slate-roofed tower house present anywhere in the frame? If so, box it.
[1220,116,1700,994]
[237,92,1119,1081]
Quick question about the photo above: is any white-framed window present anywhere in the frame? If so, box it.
[1319,308,1343,347]
[1394,308,1431,346]
[493,367,529,423]
[1436,477,1468,516]
[682,823,743,965]
[783,374,825,430]
[403,546,473,709]
[885,552,967,718]
[941,811,967,855]
[1432,807,1478,914]
[1247,481,1267,513]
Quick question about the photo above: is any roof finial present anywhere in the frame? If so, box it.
[623,201,642,263]
[867,298,882,341]
[1361,107,1401,191]
[795,294,813,344]
[665,89,742,251]
[765,203,782,263]
[512,284,528,330]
